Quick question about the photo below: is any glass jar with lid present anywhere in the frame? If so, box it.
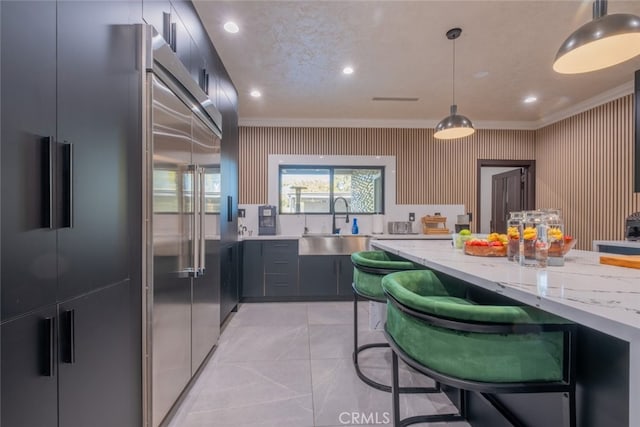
[506,211,524,262]
[520,211,548,267]
[544,210,565,266]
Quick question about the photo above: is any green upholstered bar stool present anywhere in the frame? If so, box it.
[382,269,577,427]
[350,251,425,392]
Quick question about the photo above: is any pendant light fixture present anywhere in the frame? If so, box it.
[434,28,475,140]
[553,0,640,74]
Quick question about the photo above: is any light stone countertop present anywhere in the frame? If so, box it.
[240,233,452,241]
[370,239,640,426]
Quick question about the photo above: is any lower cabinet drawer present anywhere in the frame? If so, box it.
[264,273,297,297]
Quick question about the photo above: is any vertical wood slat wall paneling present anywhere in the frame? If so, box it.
[536,95,640,250]
[239,127,536,228]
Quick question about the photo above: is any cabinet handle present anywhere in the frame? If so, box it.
[205,72,210,94]
[41,137,54,229]
[42,317,55,377]
[227,196,232,222]
[60,142,73,228]
[61,309,76,364]
[170,22,177,52]
[162,12,171,45]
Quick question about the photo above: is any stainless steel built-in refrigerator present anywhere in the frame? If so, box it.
[143,27,222,427]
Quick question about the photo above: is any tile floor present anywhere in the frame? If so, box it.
[168,302,470,427]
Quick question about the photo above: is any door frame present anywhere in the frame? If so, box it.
[476,159,536,233]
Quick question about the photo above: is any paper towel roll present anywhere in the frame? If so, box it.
[372,214,384,234]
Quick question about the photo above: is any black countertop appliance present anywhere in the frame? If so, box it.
[259,205,277,235]
[626,212,640,241]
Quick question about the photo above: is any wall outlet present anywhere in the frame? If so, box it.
[238,208,246,218]
[409,212,415,222]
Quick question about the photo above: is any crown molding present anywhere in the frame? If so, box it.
[533,80,634,129]
[238,80,635,131]
[238,117,537,130]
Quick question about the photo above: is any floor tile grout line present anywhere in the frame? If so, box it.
[306,302,319,427]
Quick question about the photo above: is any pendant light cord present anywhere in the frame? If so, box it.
[452,38,456,107]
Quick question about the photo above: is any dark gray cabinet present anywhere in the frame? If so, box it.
[1,0,58,321]
[56,0,135,301]
[241,240,299,298]
[264,241,299,297]
[142,0,171,44]
[241,241,354,300]
[1,1,141,426]
[1,306,58,427]
[299,255,354,297]
[338,256,355,296]
[242,240,264,297]
[299,256,338,297]
[58,282,138,427]
[221,242,240,322]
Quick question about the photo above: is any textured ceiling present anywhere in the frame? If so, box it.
[193,0,640,127]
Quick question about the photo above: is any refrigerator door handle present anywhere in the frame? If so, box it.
[189,164,199,277]
[227,195,232,222]
[41,137,55,229]
[199,167,206,276]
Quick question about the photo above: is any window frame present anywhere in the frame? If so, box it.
[278,164,385,215]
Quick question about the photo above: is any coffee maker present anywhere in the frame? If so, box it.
[625,212,640,241]
[259,205,277,235]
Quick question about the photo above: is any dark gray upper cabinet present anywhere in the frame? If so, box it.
[56,1,137,300]
[0,0,58,321]
[142,0,171,43]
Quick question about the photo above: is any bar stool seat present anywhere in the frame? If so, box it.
[350,251,427,393]
[382,269,577,427]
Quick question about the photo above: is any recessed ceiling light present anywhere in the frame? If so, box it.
[342,66,354,75]
[523,95,538,104]
[250,90,261,98]
[223,21,239,33]
[473,70,489,79]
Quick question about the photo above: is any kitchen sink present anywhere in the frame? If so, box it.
[299,234,371,255]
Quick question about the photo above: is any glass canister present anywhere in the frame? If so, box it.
[506,211,524,262]
[520,211,548,267]
[545,210,565,266]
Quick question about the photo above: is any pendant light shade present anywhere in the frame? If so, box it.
[434,28,475,140]
[434,105,475,139]
[553,0,640,74]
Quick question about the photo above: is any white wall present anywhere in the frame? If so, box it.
[237,155,465,236]
[479,166,520,233]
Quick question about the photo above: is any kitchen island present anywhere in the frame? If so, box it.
[371,239,638,427]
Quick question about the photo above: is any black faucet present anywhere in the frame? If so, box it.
[332,197,350,234]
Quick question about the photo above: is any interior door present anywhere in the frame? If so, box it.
[190,115,221,373]
[491,168,524,233]
[151,75,193,427]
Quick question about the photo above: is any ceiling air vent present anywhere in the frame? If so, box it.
[372,97,419,102]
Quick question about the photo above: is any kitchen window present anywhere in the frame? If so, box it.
[279,166,384,214]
